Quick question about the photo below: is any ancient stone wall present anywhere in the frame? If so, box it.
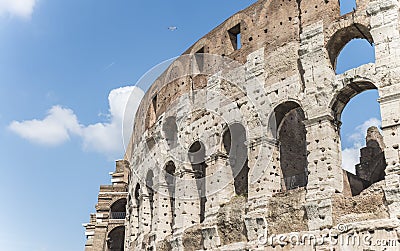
[86,0,400,250]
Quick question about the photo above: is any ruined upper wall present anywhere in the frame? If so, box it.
[125,0,375,160]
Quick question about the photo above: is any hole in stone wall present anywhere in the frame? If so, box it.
[188,141,207,223]
[228,24,242,50]
[222,123,249,197]
[340,0,356,15]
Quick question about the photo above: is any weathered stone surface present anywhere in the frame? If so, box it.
[84,0,400,250]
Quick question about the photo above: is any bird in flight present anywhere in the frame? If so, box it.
[168,26,178,31]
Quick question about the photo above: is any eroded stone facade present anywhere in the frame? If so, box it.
[85,0,400,250]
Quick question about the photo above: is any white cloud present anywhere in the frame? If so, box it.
[8,86,144,158]
[9,106,81,146]
[81,86,144,156]
[341,118,381,173]
[0,0,36,19]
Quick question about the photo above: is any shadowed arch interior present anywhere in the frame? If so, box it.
[107,226,125,251]
[163,116,178,149]
[273,101,308,191]
[110,198,127,219]
[165,161,176,229]
[146,170,155,229]
[222,123,249,197]
[188,141,206,223]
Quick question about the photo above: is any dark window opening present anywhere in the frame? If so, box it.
[188,141,206,223]
[228,24,242,50]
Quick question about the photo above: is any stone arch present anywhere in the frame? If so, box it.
[326,23,374,71]
[188,140,207,223]
[222,123,249,197]
[107,226,125,251]
[271,101,308,191]
[162,116,178,149]
[330,80,377,123]
[329,80,386,196]
[109,198,127,220]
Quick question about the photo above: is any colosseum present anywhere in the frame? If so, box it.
[83,0,400,250]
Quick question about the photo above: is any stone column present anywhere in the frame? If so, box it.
[91,223,108,251]
[304,115,343,230]
[152,176,174,243]
[173,166,201,234]
[204,152,235,223]
[247,137,280,211]
[246,137,277,241]
[379,93,400,219]
[140,192,152,235]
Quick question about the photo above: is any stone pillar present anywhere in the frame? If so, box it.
[304,115,343,230]
[126,203,139,249]
[141,193,152,235]
[247,137,280,211]
[91,224,108,251]
[173,167,201,234]
[153,176,174,243]
[379,93,400,219]
[204,153,235,223]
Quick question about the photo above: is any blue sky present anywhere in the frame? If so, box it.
[0,1,378,251]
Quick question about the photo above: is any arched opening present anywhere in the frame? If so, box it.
[272,101,308,191]
[340,0,356,15]
[107,226,125,251]
[145,170,154,229]
[165,161,176,229]
[332,85,386,196]
[188,141,206,223]
[326,24,374,73]
[336,39,375,74]
[162,116,178,149]
[222,123,249,197]
[110,198,127,220]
